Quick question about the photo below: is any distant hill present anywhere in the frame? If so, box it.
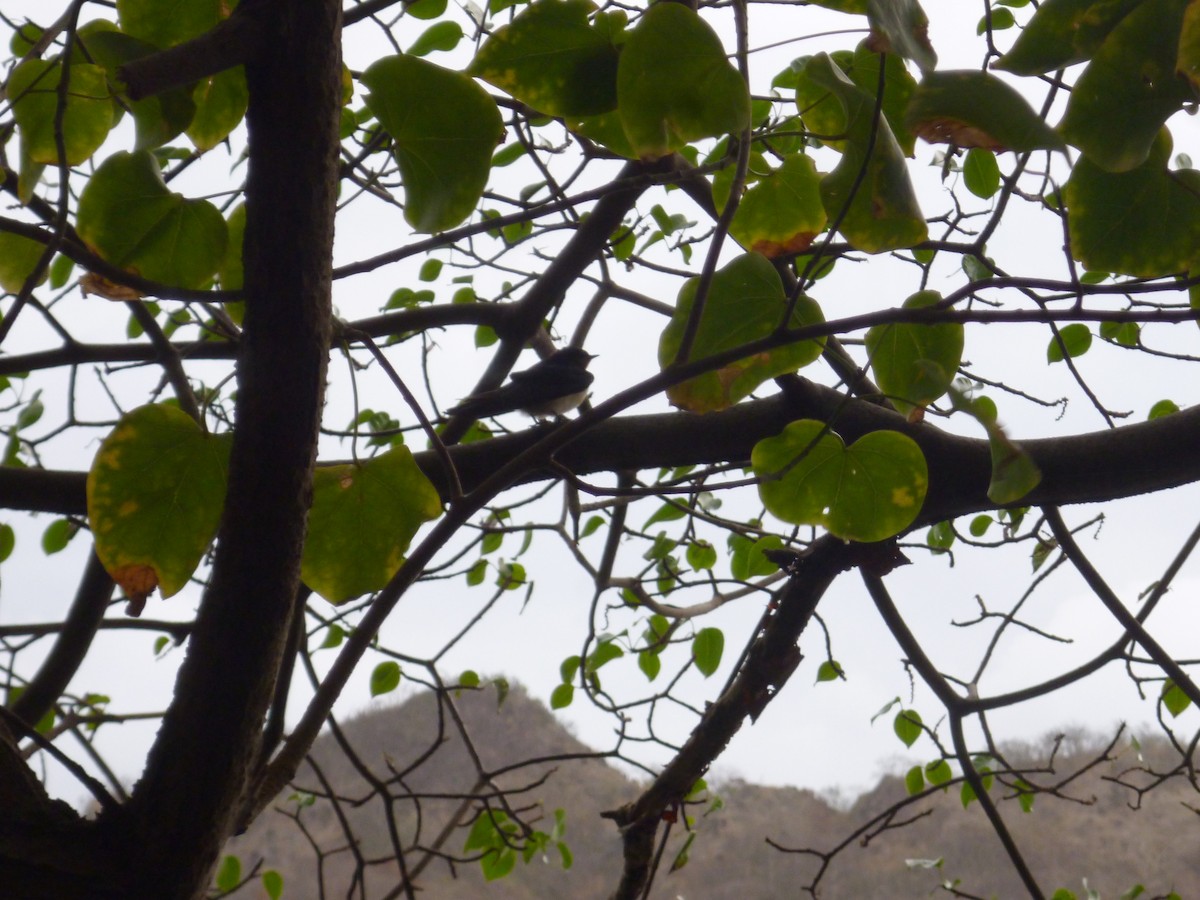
[226,684,1200,898]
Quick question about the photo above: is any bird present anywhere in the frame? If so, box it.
[447,348,596,420]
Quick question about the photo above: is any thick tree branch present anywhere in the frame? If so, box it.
[6,384,1200,527]
[106,2,343,897]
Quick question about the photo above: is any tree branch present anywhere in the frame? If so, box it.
[6,384,1200,527]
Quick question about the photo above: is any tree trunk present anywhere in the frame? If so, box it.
[0,2,342,896]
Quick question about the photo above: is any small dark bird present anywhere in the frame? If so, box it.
[447,348,596,419]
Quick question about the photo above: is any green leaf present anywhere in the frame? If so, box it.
[41,518,77,555]
[904,765,924,795]
[905,70,1065,153]
[728,534,783,580]
[301,446,443,603]
[77,151,228,289]
[1099,320,1139,346]
[188,67,249,151]
[559,655,581,683]
[418,258,443,282]
[16,391,44,431]
[638,649,661,681]
[470,0,619,117]
[926,520,955,551]
[692,627,724,677]
[48,253,75,290]
[370,660,402,696]
[1065,131,1200,278]
[87,404,232,602]
[948,384,1041,505]
[752,420,929,542]
[816,660,844,682]
[218,203,246,292]
[1162,679,1191,717]
[994,0,1133,74]
[409,0,447,18]
[0,524,14,564]
[796,44,917,157]
[1015,778,1036,813]
[361,55,504,232]
[409,21,464,56]
[118,0,222,48]
[0,232,48,293]
[9,60,113,165]
[962,148,1001,199]
[969,514,993,537]
[1148,399,1179,420]
[1046,323,1093,362]
[981,7,1016,32]
[925,758,952,785]
[867,0,937,73]
[1032,538,1056,571]
[686,540,717,571]
[960,780,979,808]
[723,154,828,257]
[586,639,624,672]
[803,54,927,252]
[1059,0,1191,172]
[261,870,283,900]
[644,501,687,528]
[319,624,346,649]
[893,708,922,747]
[550,682,574,709]
[617,3,750,160]
[214,855,241,892]
[658,252,825,413]
[865,290,964,414]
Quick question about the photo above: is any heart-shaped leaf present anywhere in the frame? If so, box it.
[722,153,828,257]
[301,446,443,603]
[187,66,249,151]
[752,419,928,542]
[87,404,232,603]
[617,3,750,160]
[9,60,113,165]
[470,0,619,117]
[76,150,228,289]
[658,253,825,412]
[865,290,964,414]
[362,55,504,232]
[1065,130,1200,277]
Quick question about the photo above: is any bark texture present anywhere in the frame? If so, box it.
[0,2,341,896]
